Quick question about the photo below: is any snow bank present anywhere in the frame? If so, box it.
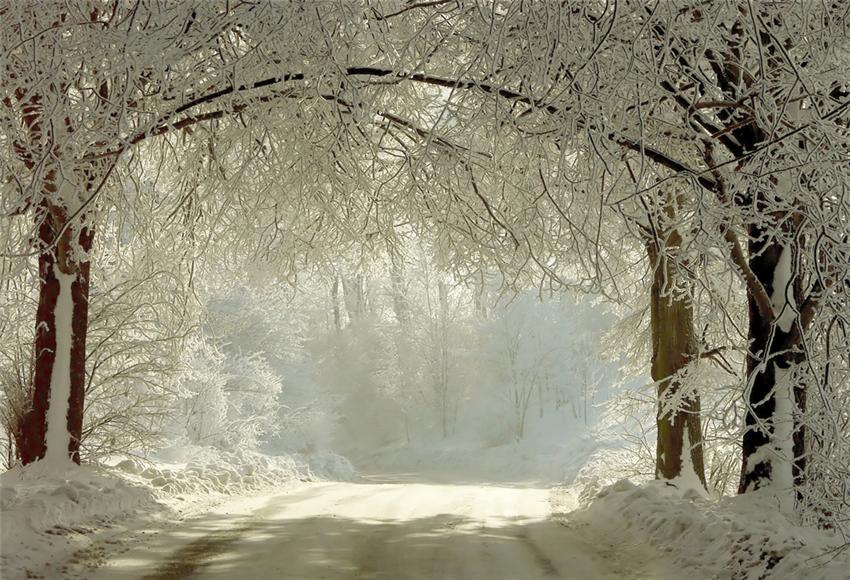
[1,462,160,579]
[0,447,355,579]
[566,479,850,579]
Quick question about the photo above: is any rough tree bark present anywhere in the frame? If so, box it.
[738,231,806,496]
[646,232,706,486]
[18,200,94,465]
[699,6,810,498]
[10,80,98,465]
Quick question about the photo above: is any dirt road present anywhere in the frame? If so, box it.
[90,474,667,579]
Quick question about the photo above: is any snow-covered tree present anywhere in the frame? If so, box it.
[0,0,450,465]
[366,1,849,513]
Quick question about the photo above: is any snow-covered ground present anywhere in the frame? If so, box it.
[556,479,850,580]
[87,475,679,580]
[5,440,850,579]
[68,467,850,580]
[4,414,849,579]
[355,413,850,579]
[361,411,617,486]
[0,446,353,580]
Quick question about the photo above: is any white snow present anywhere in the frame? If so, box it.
[771,363,797,514]
[560,478,850,580]
[42,266,76,468]
[0,462,159,580]
[674,426,708,496]
[114,445,354,498]
[0,446,354,580]
[5,410,848,580]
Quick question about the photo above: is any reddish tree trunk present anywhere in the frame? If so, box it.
[18,203,93,465]
[67,249,92,464]
[17,222,60,464]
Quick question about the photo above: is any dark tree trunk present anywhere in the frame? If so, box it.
[17,232,59,464]
[67,249,92,464]
[18,203,94,465]
[696,7,810,497]
[738,233,806,495]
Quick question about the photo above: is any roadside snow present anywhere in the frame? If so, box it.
[0,447,354,580]
[1,462,160,580]
[558,478,850,580]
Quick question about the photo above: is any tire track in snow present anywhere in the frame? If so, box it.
[512,529,559,576]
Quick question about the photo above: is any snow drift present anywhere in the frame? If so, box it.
[565,479,850,580]
[0,447,354,579]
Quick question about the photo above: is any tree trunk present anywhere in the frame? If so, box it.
[403,410,411,445]
[18,204,94,465]
[473,269,489,320]
[341,274,364,324]
[438,281,450,438]
[739,235,806,501]
[331,276,342,330]
[648,241,706,486]
[389,254,410,326]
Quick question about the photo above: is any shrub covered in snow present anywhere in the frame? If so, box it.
[306,452,356,481]
[115,446,308,498]
[115,445,355,498]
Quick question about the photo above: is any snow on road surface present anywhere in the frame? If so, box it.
[89,473,672,580]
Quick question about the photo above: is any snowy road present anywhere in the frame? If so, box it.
[90,474,668,580]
